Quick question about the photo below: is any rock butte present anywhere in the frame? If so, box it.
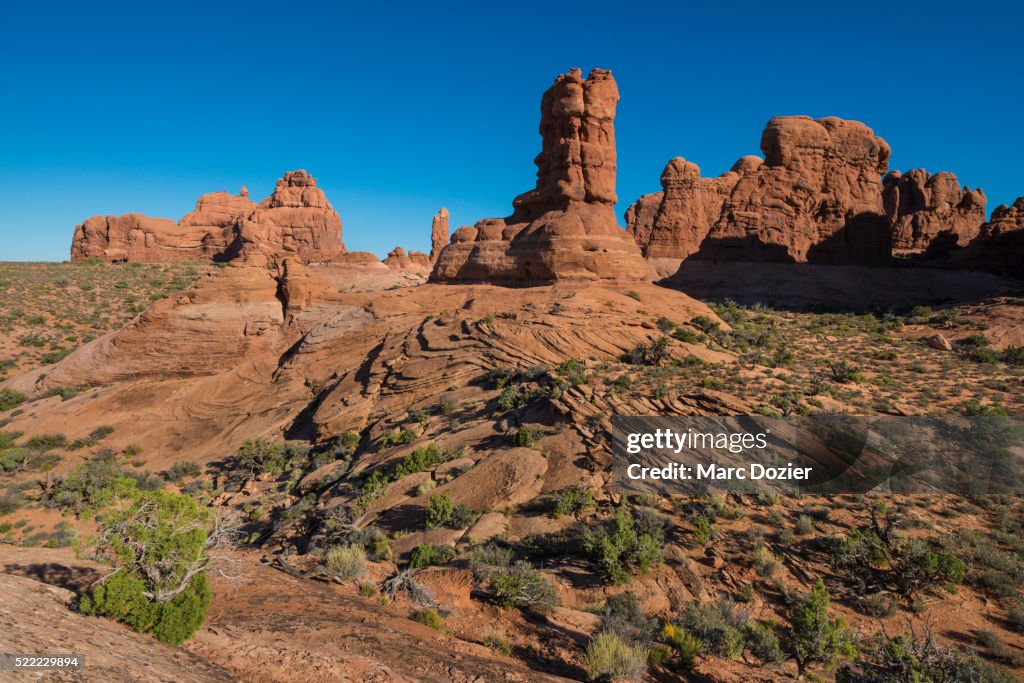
[431,68,651,284]
[71,170,344,264]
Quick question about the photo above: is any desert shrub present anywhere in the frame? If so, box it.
[47,450,139,514]
[484,633,512,656]
[26,433,67,450]
[627,336,670,366]
[548,485,594,519]
[166,460,201,482]
[1006,607,1024,634]
[829,361,864,384]
[586,631,648,682]
[395,443,447,477]
[862,592,897,618]
[416,479,436,496]
[745,620,784,664]
[407,543,454,569]
[497,385,527,411]
[0,430,22,450]
[468,542,513,581]
[326,543,367,580]
[0,448,28,474]
[488,560,558,614]
[692,514,713,546]
[78,490,212,645]
[599,592,654,643]
[510,424,541,447]
[783,578,855,677]
[234,438,304,477]
[311,431,360,466]
[89,425,115,441]
[959,399,1007,416]
[413,608,443,629]
[837,631,1016,683]
[681,597,748,660]
[582,507,664,583]
[0,489,27,515]
[378,428,417,449]
[662,622,701,670]
[349,525,392,561]
[425,492,454,529]
[753,545,780,578]
[556,358,586,385]
[795,514,815,535]
[438,394,457,415]
[448,503,476,529]
[0,389,25,411]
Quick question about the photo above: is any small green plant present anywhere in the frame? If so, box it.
[586,631,649,682]
[413,608,443,629]
[662,622,701,671]
[407,543,453,569]
[783,578,855,678]
[488,561,558,614]
[484,633,512,656]
[425,492,454,529]
[548,485,594,519]
[326,543,367,580]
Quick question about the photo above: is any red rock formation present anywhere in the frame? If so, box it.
[882,169,986,251]
[958,197,1024,276]
[625,156,755,260]
[431,68,650,284]
[430,208,449,262]
[383,246,432,275]
[71,171,344,263]
[692,116,893,264]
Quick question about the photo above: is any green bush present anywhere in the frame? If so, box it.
[79,490,212,645]
[681,598,748,660]
[599,592,654,643]
[586,631,648,682]
[234,438,306,477]
[425,492,454,529]
[582,508,664,583]
[783,578,855,677]
[662,622,701,670]
[47,450,140,515]
[407,543,453,569]
[413,608,443,629]
[548,485,594,519]
[326,544,367,580]
[0,389,26,412]
[378,428,417,449]
[166,460,201,482]
[488,561,558,614]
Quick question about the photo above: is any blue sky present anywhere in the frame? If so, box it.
[1,1,1021,261]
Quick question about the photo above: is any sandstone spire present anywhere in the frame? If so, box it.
[431,68,649,283]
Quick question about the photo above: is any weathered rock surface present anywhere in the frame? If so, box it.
[430,207,449,262]
[694,116,893,264]
[71,170,344,263]
[431,68,650,284]
[383,246,432,275]
[626,156,752,260]
[882,169,986,251]
[958,196,1024,277]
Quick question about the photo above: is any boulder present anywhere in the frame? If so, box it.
[883,169,986,252]
[431,68,650,284]
[926,333,953,351]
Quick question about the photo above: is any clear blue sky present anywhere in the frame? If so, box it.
[1,1,1021,261]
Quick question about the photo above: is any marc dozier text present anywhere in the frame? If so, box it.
[610,415,1024,496]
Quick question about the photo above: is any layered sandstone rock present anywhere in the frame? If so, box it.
[430,208,449,262]
[693,116,893,264]
[431,68,649,284]
[882,169,986,251]
[625,156,755,260]
[71,171,344,263]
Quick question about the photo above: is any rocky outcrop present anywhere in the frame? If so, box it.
[693,116,893,264]
[882,169,986,251]
[383,246,432,275]
[430,208,449,262]
[625,156,755,260]
[431,68,650,284]
[71,170,344,263]
[958,197,1024,277]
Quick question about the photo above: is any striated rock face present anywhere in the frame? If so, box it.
[694,116,893,264]
[882,169,986,251]
[430,208,449,262]
[71,171,344,263]
[626,156,754,260]
[431,68,649,284]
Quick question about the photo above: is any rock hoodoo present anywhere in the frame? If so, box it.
[71,170,344,263]
[958,197,1024,277]
[431,68,650,284]
[626,156,753,260]
[430,208,449,262]
[882,169,986,251]
[383,246,432,275]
